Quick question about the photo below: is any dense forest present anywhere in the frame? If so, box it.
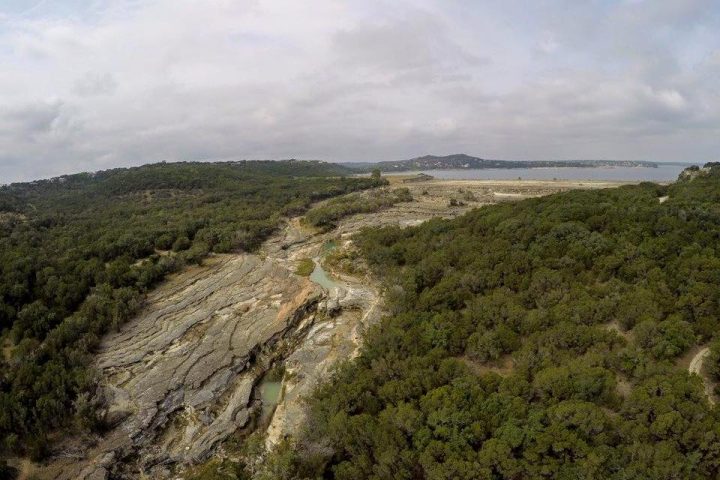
[0,161,383,458]
[264,164,720,479]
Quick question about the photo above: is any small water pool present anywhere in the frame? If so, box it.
[259,380,282,422]
[309,260,339,290]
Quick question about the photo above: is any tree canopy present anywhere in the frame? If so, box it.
[271,165,720,479]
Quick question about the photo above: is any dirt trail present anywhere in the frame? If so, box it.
[689,347,709,375]
[687,346,716,405]
[35,179,619,479]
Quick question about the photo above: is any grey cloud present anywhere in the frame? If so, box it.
[332,11,486,82]
[73,72,117,97]
[621,0,719,27]
[0,101,64,140]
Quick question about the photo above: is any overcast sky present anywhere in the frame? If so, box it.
[0,0,718,182]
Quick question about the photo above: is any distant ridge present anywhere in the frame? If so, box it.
[347,154,658,172]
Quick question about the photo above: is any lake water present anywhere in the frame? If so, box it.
[385,165,690,182]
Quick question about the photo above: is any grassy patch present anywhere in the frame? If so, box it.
[185,459,248,480]
[294,258,315,277]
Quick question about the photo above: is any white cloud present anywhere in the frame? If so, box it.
[0,0,718,182]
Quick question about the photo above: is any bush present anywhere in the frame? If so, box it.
[172,235,191,252]
[634,317,695,359]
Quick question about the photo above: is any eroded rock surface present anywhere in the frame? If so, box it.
[49,255,322,478]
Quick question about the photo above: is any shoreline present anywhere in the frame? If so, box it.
[353,165,685,183]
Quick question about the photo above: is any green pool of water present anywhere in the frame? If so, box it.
[260,380,282,405]
[259,380,282,422]
[310,261,339,290]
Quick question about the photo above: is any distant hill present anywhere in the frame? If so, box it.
[347,154,658,172]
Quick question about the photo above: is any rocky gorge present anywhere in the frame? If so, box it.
[36,178,624,479]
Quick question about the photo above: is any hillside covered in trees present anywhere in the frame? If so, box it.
[0,161,383,458]
[346,154,658,173]
[266,164,720,479]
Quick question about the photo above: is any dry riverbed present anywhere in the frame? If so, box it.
[31,178,626,479]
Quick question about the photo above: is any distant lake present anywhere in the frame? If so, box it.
[384,165,690,182]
